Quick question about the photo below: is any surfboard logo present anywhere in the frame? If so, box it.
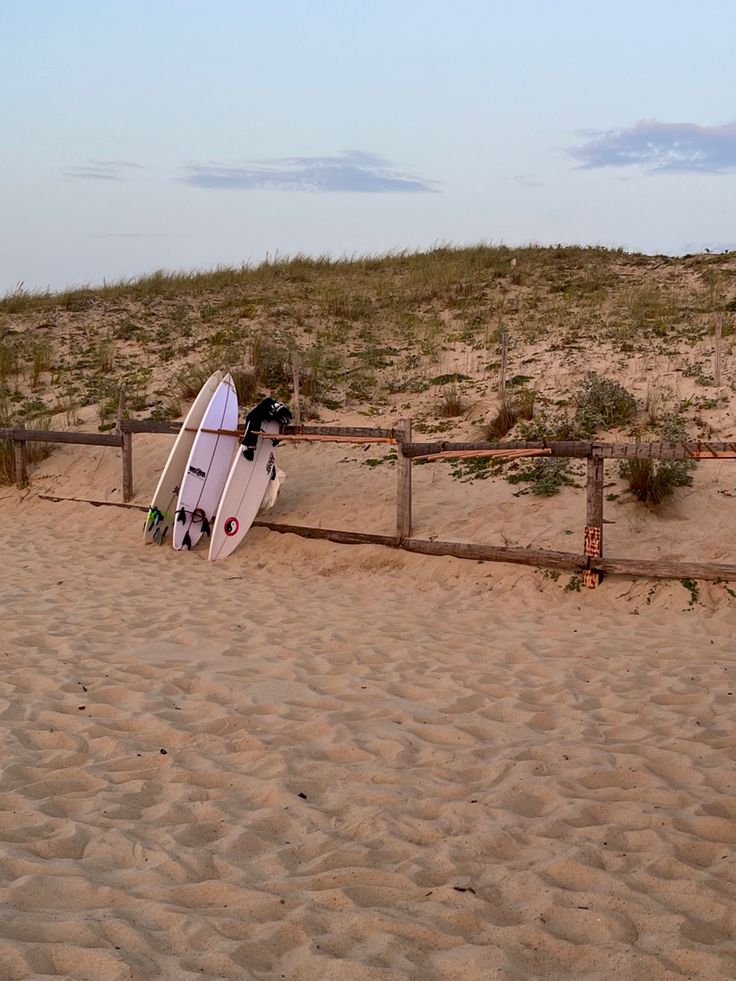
[224,516,240,536]
[188,465,206,479]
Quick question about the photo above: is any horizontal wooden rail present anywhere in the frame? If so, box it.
[120,419,398,439]
[184,426,397,444]
[401,439,736,461]
[404,440,594,459]
[594,556,736,582]
[119,419,181,435]
[596,441,736,461]
[0,427,122,447]
[252,520,586,573]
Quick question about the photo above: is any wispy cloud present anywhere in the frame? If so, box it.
[180,150,436,193]
[64,161,144,181]
[511,173,545,187]
[570,119,736,174]
[93,232,164,239]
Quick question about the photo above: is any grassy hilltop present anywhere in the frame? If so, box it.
[1,244,735,488]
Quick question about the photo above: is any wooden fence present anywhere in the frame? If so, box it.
[3,418,736,587]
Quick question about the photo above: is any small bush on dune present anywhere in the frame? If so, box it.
[485,388,537,438]
[0,399,53,485]
[437,385,464,418]
[231,368,259,406]
[619,413,696,505]
[176,363,219,401]
[574,372,637,436]
[249,331,292,389]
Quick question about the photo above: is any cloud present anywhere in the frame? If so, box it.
[570,119,736,173]
[64,161,144,181]
[180,150,436,192]
[511,173,545,187]
[92,232,165,239]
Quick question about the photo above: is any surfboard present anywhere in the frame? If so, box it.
[172,373,238,551]
[143,369,224,545]
[208,420,280,561]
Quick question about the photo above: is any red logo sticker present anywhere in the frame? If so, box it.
[224,517,239,537]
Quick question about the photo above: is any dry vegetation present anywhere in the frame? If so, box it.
[2,243,735,498]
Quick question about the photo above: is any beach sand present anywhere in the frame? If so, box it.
[1,436,736,980]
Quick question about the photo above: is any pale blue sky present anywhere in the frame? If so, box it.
[2,0,735,293]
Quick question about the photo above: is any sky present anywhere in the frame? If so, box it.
[2,0,736,294]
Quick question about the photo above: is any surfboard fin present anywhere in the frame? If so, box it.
[182,531,192,550]
[177,508,187,524]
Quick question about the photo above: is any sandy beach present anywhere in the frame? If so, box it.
[1,429,736,980]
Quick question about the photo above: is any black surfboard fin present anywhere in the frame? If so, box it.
[182,531,192,550]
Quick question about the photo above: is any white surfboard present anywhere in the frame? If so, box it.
[172,373,238,551]
[143,369,224,545]
[208,420,280,561]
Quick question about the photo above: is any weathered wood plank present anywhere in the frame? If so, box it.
[252,520,586,572]
[403,440,593,459]
[119,419,181,435]
[185,426,396,444]
[121,432,133,502]
[14,425,28,489]
[120,420,398,439]
[396,419,412,539]
[0,428,123,447]
[38,494,148,511]
[292,356,302,427]
[252,520,400,548]
[598,441,736,460]
[413,447,551,462]
[400,539,586,571]
[594,556,736,582]
[583,456,605,589]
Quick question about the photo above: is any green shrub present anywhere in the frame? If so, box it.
[516,409,583,442]
[175,363,218,400]
[0,398,53,485]
[231,368,259,406]
[438,385,464,417]
[574,373,636,436]
[249,331,292,389]
[619,413,696,505]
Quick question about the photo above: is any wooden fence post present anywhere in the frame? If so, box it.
[121,432,133,502]
[14,425,28,490]
[116,389,133,502]
[582,454,604,588]
[291,355,302,426]
[499,332,509,401]
[396,419,412,540]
